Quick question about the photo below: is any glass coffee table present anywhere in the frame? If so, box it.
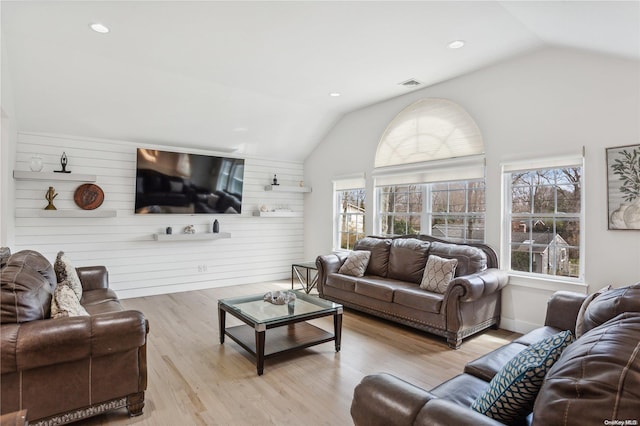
[218,291,343,375]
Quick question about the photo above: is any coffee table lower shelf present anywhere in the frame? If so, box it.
[225,322,335,362]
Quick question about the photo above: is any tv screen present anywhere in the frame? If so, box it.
[135,148,244,214]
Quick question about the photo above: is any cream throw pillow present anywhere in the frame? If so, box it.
[338,250,371,277]
[575,284,612,338]
[54,251,83,300]
[51,280,89,319]
[420,254,458,293]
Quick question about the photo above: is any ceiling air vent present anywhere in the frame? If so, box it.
[399,78,422,88]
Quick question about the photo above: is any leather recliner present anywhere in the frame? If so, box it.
[1,249,149,425]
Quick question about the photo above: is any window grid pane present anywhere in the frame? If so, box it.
[507,166,582,279]
[378,180,485,243]
[336,189,366,250]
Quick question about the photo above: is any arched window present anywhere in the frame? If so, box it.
[375,98,484,168]
[373,99,486,242]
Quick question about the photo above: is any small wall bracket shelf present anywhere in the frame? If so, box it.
[153,232,231,241]
[13,170,97,182]
[263,185,311,193]
[14,209,117,218]
[37,210,117,218]
[253,211,302,218]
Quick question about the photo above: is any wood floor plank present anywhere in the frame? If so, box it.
[76,281,518,425]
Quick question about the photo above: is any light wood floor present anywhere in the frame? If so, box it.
[78,281,518,426]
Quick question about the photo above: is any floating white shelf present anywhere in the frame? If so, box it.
[35,209,117,218]
[263,185,311,193]
[13,170,97,182]
[153,232,231,241]
[253,211,303,218]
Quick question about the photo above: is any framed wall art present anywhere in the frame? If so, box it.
[606,143,640,230]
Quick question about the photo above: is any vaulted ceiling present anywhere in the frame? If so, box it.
[2,1,639,161]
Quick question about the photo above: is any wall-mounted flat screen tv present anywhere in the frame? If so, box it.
[135,148,245,214]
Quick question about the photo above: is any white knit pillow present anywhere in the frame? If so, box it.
[51,280,89,319]
[338,250,371,277]
[54,251,83,300]
[420,255,458,293]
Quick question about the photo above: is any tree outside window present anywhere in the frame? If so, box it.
[507,167,582,279]
[336,189,365,250]
[377,179,485,243]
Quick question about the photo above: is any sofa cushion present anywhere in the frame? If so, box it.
[388,238,431,284]
[431,373,490,407]
[338,250,371,277]
[471,330,574,425]
[532,313,640,426]
[81,288,124,315]
[354,279,396,302]
[420,255,458,294]
[575,284,611,338]
[429,241,486,277]
[51,281,90,319]
[464,342,529,382]
[580,282,640,336]
[326,273,358,292]
[353,237,392,277]
[1,250,56,323]
[513,326,562,346]
[54,251,83,300]
[393,285,443,314]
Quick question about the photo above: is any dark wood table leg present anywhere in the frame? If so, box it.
[218,306,226,344]
[255,329,266,375]
[334,310,342,352]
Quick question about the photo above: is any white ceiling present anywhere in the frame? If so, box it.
[2,1,639,161]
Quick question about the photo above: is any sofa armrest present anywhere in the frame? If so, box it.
[315,253,348,296]
[544,290,587,331]
[351,373,436,426]
[447,268,509,303]
[415,399,504,426]
[1,311,147,373]
[77,266,109,291]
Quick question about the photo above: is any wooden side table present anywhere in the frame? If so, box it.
[291,261,318,293]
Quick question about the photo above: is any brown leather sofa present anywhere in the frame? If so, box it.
[1,250,149,425]
[351,283,640,425]
[316,235,508,348]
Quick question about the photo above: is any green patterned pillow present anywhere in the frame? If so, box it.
[471,330,574,424]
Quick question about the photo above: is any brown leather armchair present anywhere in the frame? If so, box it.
[1,250,149,425]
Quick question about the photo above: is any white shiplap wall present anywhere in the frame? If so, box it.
[13,132,307,298]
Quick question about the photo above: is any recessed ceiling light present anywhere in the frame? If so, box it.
[448,40,465,49]
[90,23,110,34]
[329,92,341,97]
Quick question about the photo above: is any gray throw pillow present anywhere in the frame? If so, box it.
[338,250,371,277]
[420,254,458,293]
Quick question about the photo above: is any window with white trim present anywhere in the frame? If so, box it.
[333,175,366,251]
[504,162,583,280]
[372,98,486,243]
[376,179,485,243]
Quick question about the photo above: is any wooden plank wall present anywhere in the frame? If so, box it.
[12,132,307,298]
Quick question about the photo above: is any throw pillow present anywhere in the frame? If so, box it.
[420,255,458,293]
[51,279,89,319]
[338,250,371,277]
[575,285,612,338]
[471,330,575,424]
[54,251,82,300]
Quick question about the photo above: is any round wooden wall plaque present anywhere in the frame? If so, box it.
[74,184,104,210]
